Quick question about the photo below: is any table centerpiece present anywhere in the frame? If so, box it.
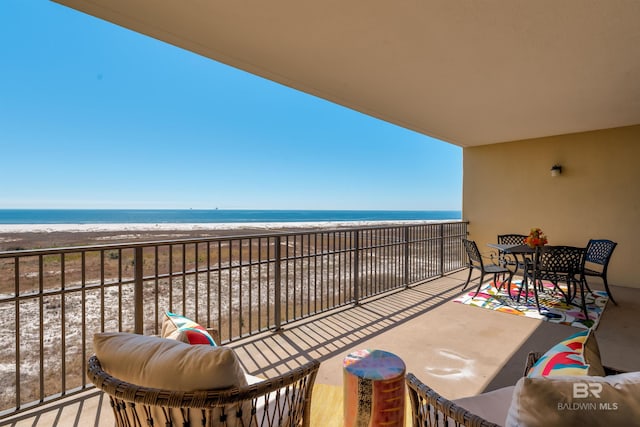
[524,227,548,248]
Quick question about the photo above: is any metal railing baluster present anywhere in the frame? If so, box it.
[134,247,143,335]
[0,221,467,419]
[274,236,282,331]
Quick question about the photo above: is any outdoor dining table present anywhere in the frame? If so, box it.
[488,241,593,322]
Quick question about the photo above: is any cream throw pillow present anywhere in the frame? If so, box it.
[93,332,247,391]
[453,386,515,426]
[506,372,640,426]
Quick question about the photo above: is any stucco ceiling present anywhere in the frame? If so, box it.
[52,0,640,147]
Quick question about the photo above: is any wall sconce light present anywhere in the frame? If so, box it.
[550,164,562,177]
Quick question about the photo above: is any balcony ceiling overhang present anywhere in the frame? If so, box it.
[52,0,640,147]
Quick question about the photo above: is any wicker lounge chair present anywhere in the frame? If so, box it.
[88,354,320,427]
[405,373,501,427]
[406,352,628,427]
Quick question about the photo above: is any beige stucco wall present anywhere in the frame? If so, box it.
[463,125,640,289]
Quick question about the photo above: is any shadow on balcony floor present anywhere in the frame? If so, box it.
[232,269,640,396]
[4,270,639,426]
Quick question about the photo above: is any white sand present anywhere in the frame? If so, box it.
[0,220,451,233]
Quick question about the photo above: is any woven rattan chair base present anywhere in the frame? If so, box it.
[88,355,320,427]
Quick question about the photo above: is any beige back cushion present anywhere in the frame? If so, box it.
[93,332,247,391]
[506,372,640,426]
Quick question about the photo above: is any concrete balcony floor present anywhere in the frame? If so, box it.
[5,270,640,426]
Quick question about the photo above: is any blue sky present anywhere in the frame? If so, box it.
[0,1,462,211]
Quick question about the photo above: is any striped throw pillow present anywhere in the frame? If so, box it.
[527,329,605,377]
[161,311,217,346]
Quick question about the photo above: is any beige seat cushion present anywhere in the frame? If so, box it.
[453,386,515,426]
[93,332,247,391]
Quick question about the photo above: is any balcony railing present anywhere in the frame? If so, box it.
[0,221,467,419]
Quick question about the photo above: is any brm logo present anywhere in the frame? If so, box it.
[573,382,603,398]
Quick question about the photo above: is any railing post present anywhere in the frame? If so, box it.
[353,230,360,305]
[439,223,445,276]
[274,236,282,331]
[404,226,410,288]
[134,247,144,335]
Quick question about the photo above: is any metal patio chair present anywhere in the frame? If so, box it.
[496,233,528,277]
[523,245,585,315]
[582,239,618,305]
[462,238,513,296]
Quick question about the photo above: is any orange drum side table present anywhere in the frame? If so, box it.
[343,349,406,427]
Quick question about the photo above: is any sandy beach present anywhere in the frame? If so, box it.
[0,220,443,251]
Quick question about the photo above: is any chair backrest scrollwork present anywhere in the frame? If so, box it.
[585,239,617,268]
[537,246,585,275]
[497,234,527,246]
[462,239,483,267]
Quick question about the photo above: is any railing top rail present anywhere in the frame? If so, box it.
[0,220,467,258]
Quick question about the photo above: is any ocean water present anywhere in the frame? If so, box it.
[0,209,461,224]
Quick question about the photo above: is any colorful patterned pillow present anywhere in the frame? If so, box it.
[161,311,217,346]
[527,329,605,377]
